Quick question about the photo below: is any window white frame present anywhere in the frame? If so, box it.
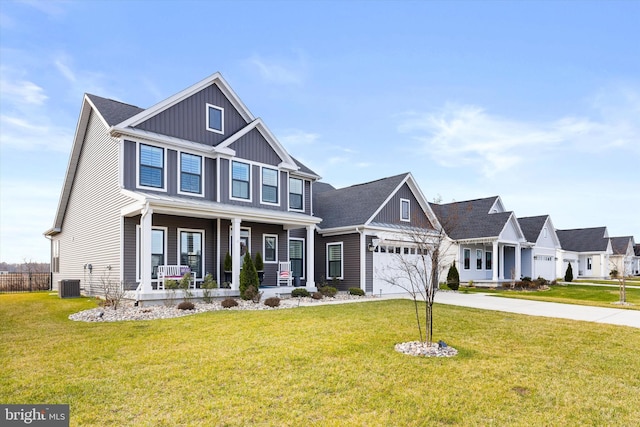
[206,103,224,134]
[463,248,471,270]
[230,160,252,202]
[400,198,410,222]
[485,251,492,270]
[178,228,205,280]
[476,249,483,270]
[327,242,344,280]
[288,176,304,211]
[263,234,278,263]
[289,238,305,279]
[229,226,251,258]
[260,166,280,206]
[136,226,168,282]
[137,142,167,192]
[178,151,204,197]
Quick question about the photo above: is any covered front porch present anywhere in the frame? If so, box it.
[456,239,524,283]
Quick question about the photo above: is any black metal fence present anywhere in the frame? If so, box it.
[0,273,51,293]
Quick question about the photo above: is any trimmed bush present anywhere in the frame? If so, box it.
[446,262,460,291]
[319,286,338,297]
[311,292,323,300]
[177,301,195,310]
[244,285,263,303]
[291,288,310,298]
[348,287,365,296]
[564,263,574,282]
[264,297,280,308]
[221,298,238,308]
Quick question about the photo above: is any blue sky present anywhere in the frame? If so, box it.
[1,0,638,263]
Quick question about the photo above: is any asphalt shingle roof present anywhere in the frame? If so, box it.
[86,94,145,127]
[610,236,633,255]
[429,196,512,240]
[313,173,408,229]
[556,227,609,252]
[518,215,549,243]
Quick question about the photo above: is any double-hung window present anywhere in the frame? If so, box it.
[139,144,164,189]
[231,161,250,200]
[180,153,202,195]
[327,242,343,279]
[289,177,303,210]
[262,167,278,204]
[400,198,410,222]
[476,249,483,270]
[485,251,492,270]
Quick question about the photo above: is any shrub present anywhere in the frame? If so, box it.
[564,263,573,282]
[239,252,259,300]
[244,285,263,303]
[610,269,619,279]
[201,273,218,304]
[177,301,195,310]
[291,288,310,298]
[348,287,365,296]
[221,298,238,308]
[254,252,264,272]
[535,277,549,288]
[224,252,232,272]
[319,286,337,297]
[446,262,460,291]
[522,276,532,283]
[179,272,193,301]
[311,292,323,300]
[264,297,280,307]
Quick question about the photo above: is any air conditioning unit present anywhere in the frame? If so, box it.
[58,280,81,298]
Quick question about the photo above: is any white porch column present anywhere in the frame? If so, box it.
[492,241,499,281]
[231,217,241,290]
[139,205,153,294]
[499,244,505,280]
[306,224,316,288]
[515,243,521,280]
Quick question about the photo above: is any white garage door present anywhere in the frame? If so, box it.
[372,245,425,295]
[534,255,556,280]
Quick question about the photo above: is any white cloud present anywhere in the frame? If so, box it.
[278,129,320,146]
[0,77,47,105]
[246,52,308,85]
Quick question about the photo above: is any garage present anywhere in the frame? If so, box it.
[533,254,556,280]
[372,243,426,295]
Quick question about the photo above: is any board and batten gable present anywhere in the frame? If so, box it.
[52,109,133,292]
[134,83,249,146]
[371,182,434,228]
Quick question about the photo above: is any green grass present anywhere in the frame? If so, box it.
[574,277,640,285]
[462,284,640,309]
[2,292,639,426]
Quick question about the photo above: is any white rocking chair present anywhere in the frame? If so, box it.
[277,261,293,287]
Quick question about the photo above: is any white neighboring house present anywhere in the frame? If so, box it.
[429,196,527,285]
[634,244,640,276]
[518,215,561,281]
[556,227,612,280]
[609,236,636,277]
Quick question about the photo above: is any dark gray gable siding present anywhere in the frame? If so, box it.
[135,84,248,146]
[371,183,433,229]
[229,128,282,165]
[314,233,360,291]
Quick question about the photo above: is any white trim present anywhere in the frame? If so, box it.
[326,242,344,280]
[136,142,168,192]
[206,103,225,134]
[263,234,279,264]
[260,166,280,206]
[463,247,471,270]
[289,237,305,280]
[230,160,252,202]
[229,225,251,258]
[400,198,410,222]
[177,151,205,197]
[178,228,205,280]
[136,225,168,283]
[288,175,305,212]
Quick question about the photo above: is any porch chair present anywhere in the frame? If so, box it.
[277,261,293,287]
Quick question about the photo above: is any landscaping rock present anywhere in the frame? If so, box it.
[394,341,458,357]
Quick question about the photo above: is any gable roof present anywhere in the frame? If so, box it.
[86,94,144,127]
[518,215,549,243]
[610,236,634,255]
[429,196,521,241]
[635,244,640,257]
[556,227,610,252]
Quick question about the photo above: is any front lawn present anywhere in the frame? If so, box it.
[1,293,639,426]
[461,284,640,309]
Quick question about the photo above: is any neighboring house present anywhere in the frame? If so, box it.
[45,73,323,302]
[429,196,527,284]
[518,215,561,281]
[634,244,640,276]
[556,227,612,279]
[312,173,441,295]
[609,236,636,277]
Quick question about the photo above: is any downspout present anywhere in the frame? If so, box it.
[356,227,366,293]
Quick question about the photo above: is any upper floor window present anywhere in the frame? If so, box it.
[179,153,202,195]
[289,177,303,210]
[206,104,224,134]
[262,167,279,204]
[139,144,164,189]
[400,198,410,222]
[231,161,250,200]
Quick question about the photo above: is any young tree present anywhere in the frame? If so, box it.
[609,263,627,304]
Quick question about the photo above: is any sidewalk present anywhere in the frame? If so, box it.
[379,291,640,328]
